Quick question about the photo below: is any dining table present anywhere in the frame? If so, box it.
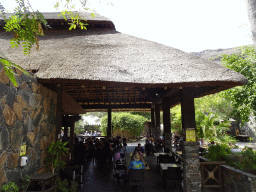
[160,163,183,188]
[154,152,171,157]
[160,163,182,175]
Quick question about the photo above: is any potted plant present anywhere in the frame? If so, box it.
[44,140,69,173]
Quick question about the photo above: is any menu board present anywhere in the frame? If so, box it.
[186,129,196,141]
[20,144,26,156]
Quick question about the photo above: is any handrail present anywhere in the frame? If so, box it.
[170,150,183,163]
[200,161,226,165]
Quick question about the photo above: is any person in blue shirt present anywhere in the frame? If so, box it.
[128,153,145,169]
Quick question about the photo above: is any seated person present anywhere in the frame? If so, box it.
[131,150,146,165]
[208,141,215,146]
[198,139,206,154]
[122,136,127,146]
[138,143,144,154]
[128,153,149,169]
[73,141,86,165]
[145,139,152,155]
[150,135,155,143]
[157,139,163,152]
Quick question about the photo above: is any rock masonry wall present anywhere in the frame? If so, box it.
[182,141,201,192]
[222,165,256,192]
[0,64,57,187]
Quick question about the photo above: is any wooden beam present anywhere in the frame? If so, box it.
[63,126,68,138]
[135,87,155,101]
[62,115,81,123]
[181,87,196,139]
[107,108,112,138]
[81,103,151,109]
[151,107,155,135]
[162,97,172,152]
[152,88,179,106]
[76,98,149,103]
[69,121,75,160]
[55,83,62,141]
[162,97,171,134]
[155,104,160,130]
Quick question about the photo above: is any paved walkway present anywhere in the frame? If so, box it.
[237,141,256,149]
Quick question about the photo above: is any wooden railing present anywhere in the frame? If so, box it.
[200,161,226,192]
[170,150,183,165]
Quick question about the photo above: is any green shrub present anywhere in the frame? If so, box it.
[55,178,78,192]
[205,145,256,175]
[20,175,30,192]
[0,182,19,192]
[230,147,256,175]
[100,112,147,139]
[205,143,231,161]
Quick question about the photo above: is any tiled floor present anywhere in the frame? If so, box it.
[77,146,182,192]
[76,146,220,192]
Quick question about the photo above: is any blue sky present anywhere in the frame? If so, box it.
[1,0,253,52]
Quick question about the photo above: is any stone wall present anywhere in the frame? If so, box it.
[0,64,57,187]
[199,156,256,191]
[181,141,201,192]
[222,165,256,192]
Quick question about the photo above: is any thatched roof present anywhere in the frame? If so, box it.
[62,91,85,114]
[0,11,110,21]
[0,30,247,87]
[0,13,248,112]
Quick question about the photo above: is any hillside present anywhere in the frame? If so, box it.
[188,44,254,65]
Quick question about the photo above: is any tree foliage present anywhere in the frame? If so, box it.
[2,0,47,55]
[130,111,151,120]
[100,112,147,139]
[0,0,93,86]
[171,93,232,140]
[215,45,256,125]
[0,54,30,87]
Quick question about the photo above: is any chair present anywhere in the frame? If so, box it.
[62,143,85,183]
[165,167,183,189]
[128,169,144,191]
[113,160,127,182]
[157,155,176,172]
[236,129,240,136]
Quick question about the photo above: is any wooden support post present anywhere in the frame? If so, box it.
[163,97,171,134]
[107,108,112,138]
[151,108,155,136]
[162,97,171,152]
[155,104,161,140]
[180,87,201,192]
[55,84,62,141]
[63,126,68,138]
[69,121,75,160]
[181,88,196,136]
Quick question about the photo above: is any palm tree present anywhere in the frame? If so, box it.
[196,110,231,139]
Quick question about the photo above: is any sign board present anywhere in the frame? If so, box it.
[20,144,26,156]
[186,129,196,141]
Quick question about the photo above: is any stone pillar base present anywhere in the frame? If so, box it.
[163,133,172,152]
[151,129,160,141]
[181,141,201,192]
